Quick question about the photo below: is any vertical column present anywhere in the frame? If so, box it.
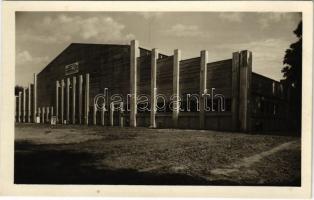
[79,75,83,124]
[42,107,45,123]
[56,81,59,123]
[85,73,90,125]
[15,96,17,122]
[101,105,105,126]
[37,108,41,123]
[110,103,114,126]
[199,50,208,129]
[46,107,50,122]
[101,88,106,126]
[66,77,70,123]
[33,73,37,122]
[231,52,240,131]
[119,102,124,127]
[172,49,181,128]
[28,84,31,122]
[150,48,158,128]
[61,79,65,124]
[130,40,139,127]
[72,76,76,124]
[239,50,252,132]
[23,87,26,122]
[18,91,22,123]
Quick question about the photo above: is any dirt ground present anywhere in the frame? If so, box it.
[14,123,301,186]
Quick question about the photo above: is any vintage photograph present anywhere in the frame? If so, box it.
[14,11,302,186]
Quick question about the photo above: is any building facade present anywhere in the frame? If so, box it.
[15,40,293,132]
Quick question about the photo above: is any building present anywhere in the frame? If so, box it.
[15,40,293,132]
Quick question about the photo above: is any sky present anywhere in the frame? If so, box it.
[16,12,301,86]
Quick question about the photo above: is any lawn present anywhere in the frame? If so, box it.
[14,123,301,185]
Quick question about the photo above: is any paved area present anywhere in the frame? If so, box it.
[14,124,301,185]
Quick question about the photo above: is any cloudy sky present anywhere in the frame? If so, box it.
[16,12,301,86]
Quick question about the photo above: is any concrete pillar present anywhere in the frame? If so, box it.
[56,81,59,123]
[42,107,45,123]
[66,77,70,123]
[23,87,26,122]
[79,75,83,124]
[46,107,50,123]
[61,79,65,124]
[28,84,31,122]
[110,103,114,126]
[119,102,124,127]
[101,106,105,126]
[72,76,76,124]
[85,73,90,125]
[18,91,22,123]
[37,108,41,123]
[150,48,158,128]
[199,50,208,129]
[33,73,37,122]
[15,96,17,122]
[239,50,252,132]
[130,40,139,127]
[231,52,240,131]
[172,49,181,128]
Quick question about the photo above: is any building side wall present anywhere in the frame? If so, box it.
[250,72,290,131]
[31,43,293,132]
[207,59,233,98]
[37,44,130,124]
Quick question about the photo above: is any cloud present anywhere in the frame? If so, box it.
[137,12,163,20]
[17,51,32,63]
[16,50,51,86]
[19,14,135,45]
[162,24,209,38]
[16,50,49,65]
[258,13,301,29]
[218,13,243,22]
[216,38,292,80]
[218,38,290,59]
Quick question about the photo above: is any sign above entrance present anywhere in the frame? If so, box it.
[65,62,79,76]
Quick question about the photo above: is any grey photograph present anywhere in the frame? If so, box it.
[14,12,302,186]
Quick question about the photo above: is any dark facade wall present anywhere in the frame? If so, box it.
[205,113,233,131]
[251,72,286,99]
[95,46,131,100]
[37,44,131,109]
[250,72,290,131]
[156,56,174,108]
[138,55,151,96]
[207,59,232,98]
[34,43,293,132]
[205,59,233,130]
[179,57,201,96]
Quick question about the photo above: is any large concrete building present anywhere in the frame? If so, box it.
[15,40,293,132]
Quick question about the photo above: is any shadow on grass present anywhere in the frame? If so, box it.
[14,141,300,186]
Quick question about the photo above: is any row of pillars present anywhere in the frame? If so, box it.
[130,40,208,129]
[93,102,124,127]
[37,106,54,123]
[56,74,125,126]
[130,40,252,131]
[55,74,89,124]
[15,74,37,123]
[16,40,251,132]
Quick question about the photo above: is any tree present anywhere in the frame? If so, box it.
[15,85,23,96]
[281,21,302,131]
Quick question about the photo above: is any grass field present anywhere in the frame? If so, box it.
[14,124,301,185]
